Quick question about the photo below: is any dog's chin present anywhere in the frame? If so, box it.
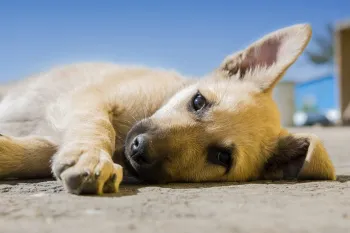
[121,152,141,179]
[121,151,170,184]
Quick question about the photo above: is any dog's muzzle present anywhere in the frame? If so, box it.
[123,121,170,184]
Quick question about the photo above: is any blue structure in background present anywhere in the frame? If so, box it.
[294,75,339,114]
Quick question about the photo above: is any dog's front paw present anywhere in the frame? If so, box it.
[52,148,123,195]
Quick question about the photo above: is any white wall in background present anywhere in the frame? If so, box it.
[273,81,295,127]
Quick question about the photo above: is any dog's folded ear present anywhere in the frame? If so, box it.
[216,24,312,92]
[262,132,336,181]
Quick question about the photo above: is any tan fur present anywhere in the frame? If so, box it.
[0,24,336,195]
[0,136,57,179]
[290,132,336,180]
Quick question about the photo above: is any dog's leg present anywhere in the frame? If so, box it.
[51,110,123,195]
[50,87,123,195]
[0,135,57,179]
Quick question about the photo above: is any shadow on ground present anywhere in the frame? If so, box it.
[107,174,350,197]
[1,175,349,198]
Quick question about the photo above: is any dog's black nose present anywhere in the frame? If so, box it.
[130,135,149,163]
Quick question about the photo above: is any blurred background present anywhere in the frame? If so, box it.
[0,0,349,127]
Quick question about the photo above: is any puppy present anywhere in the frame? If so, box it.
[0,24,336,195]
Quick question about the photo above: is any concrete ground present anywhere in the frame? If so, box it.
[1,127,350,233]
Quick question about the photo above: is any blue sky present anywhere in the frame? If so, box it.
[0,1,349,83]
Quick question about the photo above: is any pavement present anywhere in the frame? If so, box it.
[1,127,350,233]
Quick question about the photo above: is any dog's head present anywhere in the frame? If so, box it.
[124,24,336,183]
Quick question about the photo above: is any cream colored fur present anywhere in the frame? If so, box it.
[0,24,336,195]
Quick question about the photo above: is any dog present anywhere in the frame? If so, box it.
[0,24,336,195]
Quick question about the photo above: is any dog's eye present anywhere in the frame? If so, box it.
[192,93,207,111]
[207,146,232,168]
[217,151,231,166]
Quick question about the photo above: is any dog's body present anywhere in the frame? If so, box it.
[0,24,336,195]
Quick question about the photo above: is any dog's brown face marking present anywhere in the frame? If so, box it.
[124,24,336,183]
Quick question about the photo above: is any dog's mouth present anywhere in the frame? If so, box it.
[121,146,170,184]
[121,150,141,177]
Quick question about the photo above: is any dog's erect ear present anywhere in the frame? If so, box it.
[262,132,336,181]
[217,24,312,92]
